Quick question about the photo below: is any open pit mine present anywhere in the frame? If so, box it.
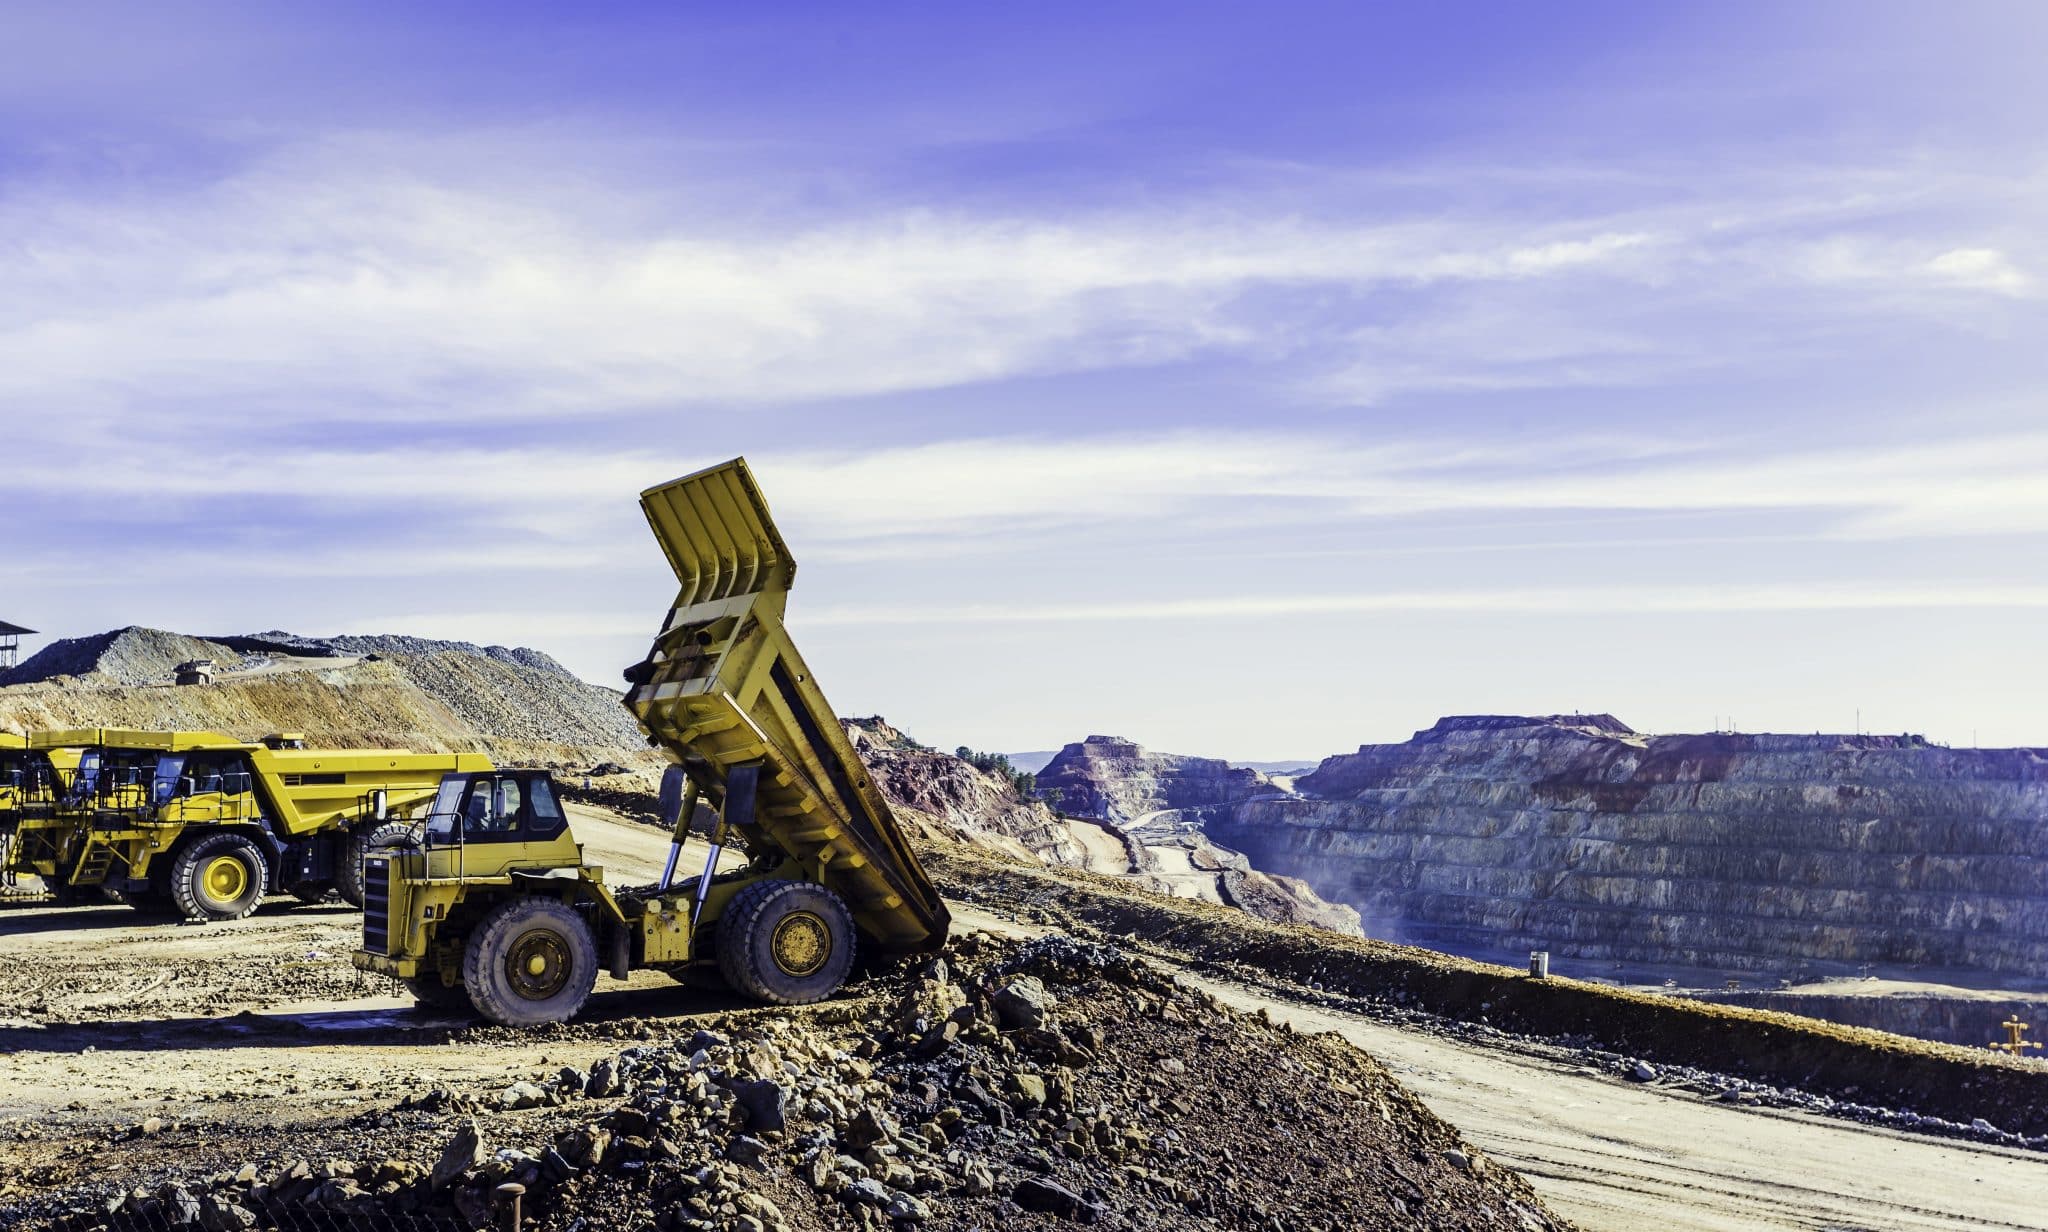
[6,627,2048,1231]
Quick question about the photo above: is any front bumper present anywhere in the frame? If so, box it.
[351,950,419,978]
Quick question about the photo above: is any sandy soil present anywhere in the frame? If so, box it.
[0,806,741,1132]
[1054,816,1131,875]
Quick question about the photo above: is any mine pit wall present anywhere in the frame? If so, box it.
[1687,990,2048,1049]
[1205,718,2048,978]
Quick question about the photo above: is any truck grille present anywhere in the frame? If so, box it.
[362,857,391,954]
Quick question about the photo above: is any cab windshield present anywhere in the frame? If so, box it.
[152,755,188,806]
[423,777,467,845]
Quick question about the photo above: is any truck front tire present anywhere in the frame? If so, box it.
[337,823,414,907]
[461,897,599,1027]
[169,833,269,922]
[716,879,857,1005]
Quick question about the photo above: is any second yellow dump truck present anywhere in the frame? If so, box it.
[0,733,75,896]
[355,458,950,1025]
[8,729,490,921]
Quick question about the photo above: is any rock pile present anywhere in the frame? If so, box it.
[0,627,652,770]
[45,934,1567,1232]
[1,628,250,689]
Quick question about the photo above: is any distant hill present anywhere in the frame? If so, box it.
[0,626,653,770]
[1008,749,1320,776]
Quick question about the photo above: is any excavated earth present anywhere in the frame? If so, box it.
[9,638,2048,1229]
[3,810,2048,1232]
[0,816,1563,1232]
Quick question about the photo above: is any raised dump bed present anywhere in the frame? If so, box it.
[624,458,950,951]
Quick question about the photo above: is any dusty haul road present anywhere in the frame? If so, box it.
[2,805,2044,1231]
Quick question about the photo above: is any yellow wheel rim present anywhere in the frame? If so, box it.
[771,910,831,978]
[202,854,249,904]
[504,928,572,1001]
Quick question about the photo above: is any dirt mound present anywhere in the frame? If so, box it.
[2,628,247,688]
[0,629,653,770]
[252,631,580,678]
[26,933,1568,1232]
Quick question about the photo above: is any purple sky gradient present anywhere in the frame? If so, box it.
[3,3,2046,756]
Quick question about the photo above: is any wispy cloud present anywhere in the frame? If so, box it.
[10,428,2048,552]
[1,133,2038,434]
[803,581,2048,626]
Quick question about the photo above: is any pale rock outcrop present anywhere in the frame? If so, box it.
[1209,715,2048,975]
[1036,735,1269,825]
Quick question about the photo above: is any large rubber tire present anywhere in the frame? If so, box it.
[337,822,414,908]
[168,832,269,922]
[460,897,599,1027]
[715,879,857,1005]
[403,974,475,1012]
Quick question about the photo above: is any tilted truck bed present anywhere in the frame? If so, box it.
[622,458,950,951]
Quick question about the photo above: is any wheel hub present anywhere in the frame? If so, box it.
[771,910,831,977]
[202,855,248,904]
[504,927,572,1000]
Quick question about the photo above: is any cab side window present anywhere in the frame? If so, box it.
[527,777,567,840]
[462,777,532,841]
[497,778,524,825]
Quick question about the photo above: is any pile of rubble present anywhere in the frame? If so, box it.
[46,935,1566,1232]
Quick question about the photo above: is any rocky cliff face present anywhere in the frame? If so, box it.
[1208,715,2048,977]
[1037,734,1268,824]
[844,717,1093,866]
[846,720,1363,934]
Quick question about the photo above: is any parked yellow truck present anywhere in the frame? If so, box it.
[8,729,491,921]
[1,733,70,895]
[355,458,950,1025]
[1,734,82,898]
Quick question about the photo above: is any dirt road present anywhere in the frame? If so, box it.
[954,902,2048,1232]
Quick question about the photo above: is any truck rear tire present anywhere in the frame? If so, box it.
[337,823,414,907]
[716,879,856,1005]
[169,833,269,922]
[461,897,598,1027]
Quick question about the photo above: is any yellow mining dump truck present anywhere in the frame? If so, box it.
[354,458,951,1025]
[7,729,491,921]
[0,733,80,897]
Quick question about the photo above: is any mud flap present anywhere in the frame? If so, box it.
[608,921,631,980]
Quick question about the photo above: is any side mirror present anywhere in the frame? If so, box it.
[372,789,389,821]
[657,765,688,828]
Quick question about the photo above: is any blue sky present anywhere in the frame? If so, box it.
[4,3,2046,757]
